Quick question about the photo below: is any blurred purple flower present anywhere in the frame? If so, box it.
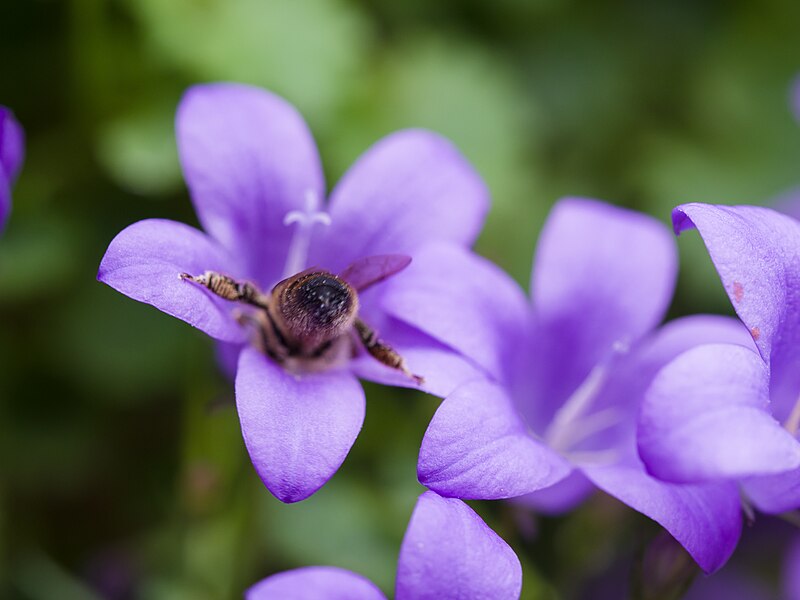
[0,106,25,231]
[380,198,744,573]
[98,83,488,502]
[683,521,800,600]
[638,204,800,515]
[246,491,522,600]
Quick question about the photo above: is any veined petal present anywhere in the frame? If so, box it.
[527,198,677,431]
[246,567,386,600]
[582,463,742,574]
[350,317,486,399]
[741,467,800,514]
[673,203,800,422]
[638,343,800,483]
[235,348,365,503]
[176,83,325,287]
[97,219,246,343]
[418,379,571,500]
[396,492,522,600]
[381,243,530,384]
[310,129,489,273]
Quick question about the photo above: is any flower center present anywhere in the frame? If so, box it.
[282,190,331,278]
[544,340,629,456]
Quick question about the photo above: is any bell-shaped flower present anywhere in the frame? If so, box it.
[98,83,488,503]
[246,491,522,600]
[0,106,24,231]
[637,204,800,515]
[380,198,744,573]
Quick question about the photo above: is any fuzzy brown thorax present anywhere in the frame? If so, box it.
[268,270,359,353]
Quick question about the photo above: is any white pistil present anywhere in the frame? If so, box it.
[282,190,331,278]
[785,394,800,437]
[545,340,630,453]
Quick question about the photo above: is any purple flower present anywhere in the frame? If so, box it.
[98,83,488,503]
[246,491,522,600]
[379,198,743,573]
[638,204,800,515]
[683,524,800,600]
[0,106,25,231]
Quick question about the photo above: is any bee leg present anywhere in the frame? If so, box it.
[180,271,270,310]
[231,309,288,362]
[354,318,424,385]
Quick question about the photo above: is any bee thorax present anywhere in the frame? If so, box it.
[272,271,359,349]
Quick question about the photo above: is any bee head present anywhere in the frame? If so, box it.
[272,270,358,347]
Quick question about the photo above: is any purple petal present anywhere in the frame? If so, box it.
[773,186,800,221]
[558,314,756,457]
[0,106,24,182]
[526,197,677,432]
[638,343,800,483]
[176,83,324,287]
[741,467,800,514]
[582,463,742,574]
[339,254,412,292]
[235,348,365,503]
[418,379,571,500]
[0,107,24,231]
[310,129,489,273]
[381,243,530,384]
[246,567,386,600]
[396,491,522,600]
[513,470,595,515]
[215,341,243,381]
[684,571,773,600]
[98,219,247,343]
[673,203,800,423]
[350,317,487,399]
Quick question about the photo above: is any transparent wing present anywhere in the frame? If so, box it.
[339,254,412,292]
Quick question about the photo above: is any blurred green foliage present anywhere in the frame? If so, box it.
[0,0,799,598]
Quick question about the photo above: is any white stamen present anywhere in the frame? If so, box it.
[548,408,624,451]
[282,190,331,278]
[545,340,630,452]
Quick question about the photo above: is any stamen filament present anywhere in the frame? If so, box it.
[282,190,331,278]
[545,340,629,452]
[549,408,624,451]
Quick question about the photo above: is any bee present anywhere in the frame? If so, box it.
[180,255,423,384]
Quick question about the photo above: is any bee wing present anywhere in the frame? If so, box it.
[339,254,412,292]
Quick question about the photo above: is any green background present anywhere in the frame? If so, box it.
[1,0,798,598]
